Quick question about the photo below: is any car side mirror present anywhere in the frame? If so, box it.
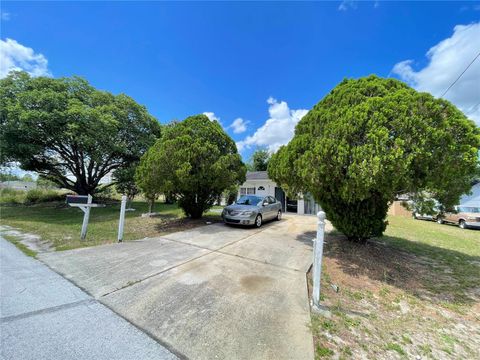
[262,201,268,206]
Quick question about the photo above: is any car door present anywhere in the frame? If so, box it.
[451,207,461,224]
[260,197,270,219]
[267,196,277,219]
[444,208,459,224]
[273,197,281,213]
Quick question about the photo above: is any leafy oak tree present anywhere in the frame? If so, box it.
[0,71,161,195]
[247,148,271,171]
[269,75,479,242]
[136,114,246,218]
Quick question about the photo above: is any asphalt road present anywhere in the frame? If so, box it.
[0,237,179,360]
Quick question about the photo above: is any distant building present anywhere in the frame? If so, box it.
[459,182,480,207]
[0,181,37,191]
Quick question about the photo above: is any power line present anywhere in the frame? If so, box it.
[466,100,480,114]
[441,50,480,98]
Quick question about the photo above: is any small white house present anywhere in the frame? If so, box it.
[238,171,322,215]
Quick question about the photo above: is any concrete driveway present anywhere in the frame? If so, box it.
[39,215,318,360]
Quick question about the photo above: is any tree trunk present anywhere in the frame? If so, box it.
[148,198,155,213]
[125,194,134,209]
[346,236,368,244]
[190,211,203,219]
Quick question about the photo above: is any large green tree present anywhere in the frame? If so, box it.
[247,148,271,171]
[0,71,161,195]
[136,114,246,218]
[269,75,480,241]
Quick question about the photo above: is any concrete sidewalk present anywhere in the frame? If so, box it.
[0,238,179,360]
[39,215,319,360]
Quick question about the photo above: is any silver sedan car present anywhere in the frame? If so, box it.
[222,195,282,227]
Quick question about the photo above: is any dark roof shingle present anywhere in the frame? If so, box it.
[246,171,270,180]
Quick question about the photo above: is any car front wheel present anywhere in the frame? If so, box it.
[255,214,262,228]
[459,220,466,229]
[437,218,444,224]
[276,210,282,221]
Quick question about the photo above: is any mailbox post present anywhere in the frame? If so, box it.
[117,195,127,242]
[312,211,326,311]
[66,194,104,240]
[80,194,92,239]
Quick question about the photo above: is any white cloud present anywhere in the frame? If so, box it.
[204,112,248,133]
[230,117,248,134]
[202,111,219,122]
[236,98,308,153]
[338,1,357,11]
[0,38,50,78]
[392,22,480,125]
[1,11,10,21]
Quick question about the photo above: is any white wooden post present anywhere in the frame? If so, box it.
[80,194,92,240]
[312,211,326,310]
[118,195,127,242]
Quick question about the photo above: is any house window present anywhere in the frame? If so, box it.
[258,186,265,191]
[240,187,255,195]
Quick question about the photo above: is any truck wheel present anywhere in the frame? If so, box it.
[437,218,444,224]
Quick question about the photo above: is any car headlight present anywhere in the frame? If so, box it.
[240,211,255,216]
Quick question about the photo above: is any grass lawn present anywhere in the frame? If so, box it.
[0,200,222,252]
[311,216,480,359]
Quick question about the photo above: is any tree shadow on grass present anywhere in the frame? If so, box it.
[297,230,480,306]
[153,215,223,233]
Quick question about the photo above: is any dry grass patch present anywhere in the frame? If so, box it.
[309,216,480,359]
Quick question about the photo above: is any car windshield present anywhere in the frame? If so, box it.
[236,195,263,206]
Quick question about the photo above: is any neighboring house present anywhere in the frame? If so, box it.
[388,201,412,217]
[389,182,480,218]
[388,194,412,218]
[459,182,480,207]
[0,181,37,191]
[238,171,322,215]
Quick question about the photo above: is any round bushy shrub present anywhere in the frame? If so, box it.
[268,76,479,241]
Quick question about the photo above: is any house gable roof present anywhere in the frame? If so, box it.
[246,171,270,180]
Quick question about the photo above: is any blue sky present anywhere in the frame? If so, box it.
[1,1,479,162]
